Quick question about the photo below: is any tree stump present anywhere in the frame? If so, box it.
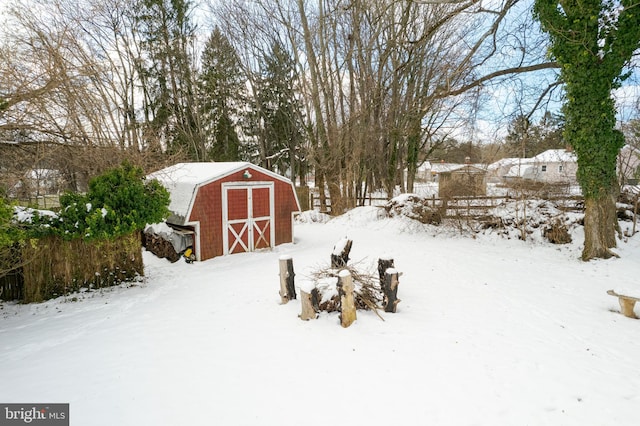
[331,237,353,268]
[382,268,401,313]
[378,257,394,287]
[299,290,318,320]
[278,255,296,303]
[338,270,357,327]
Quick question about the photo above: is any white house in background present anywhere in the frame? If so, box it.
[502,149,578,184]
[496,146,640,185]
[407,161,465,183]
[413,161,432,182]
[486,158,521,183]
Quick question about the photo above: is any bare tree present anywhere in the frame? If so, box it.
[208,0,558,213]
[1,0,185,193]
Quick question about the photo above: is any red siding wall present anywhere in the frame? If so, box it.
[187,167,299,260]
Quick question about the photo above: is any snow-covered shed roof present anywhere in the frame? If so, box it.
[430,163,465,174]
[147,162,292,223]
[438,164,487,175]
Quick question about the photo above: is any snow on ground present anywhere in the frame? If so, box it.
[1,207,640,425]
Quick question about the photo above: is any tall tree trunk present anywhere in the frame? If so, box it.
[327,170,345,215]
[534,0,640,260]
[317,172,327,212]
[582,192,618,260]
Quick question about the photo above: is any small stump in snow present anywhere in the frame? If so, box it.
[299,280,318,320]
[382,268,401,313]
[338,270,357,328]
[279,255,296,303]
[331,237,353,268]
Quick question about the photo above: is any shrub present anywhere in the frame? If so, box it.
[31,162,170,241]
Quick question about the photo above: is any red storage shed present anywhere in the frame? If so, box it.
[148,162,301,261]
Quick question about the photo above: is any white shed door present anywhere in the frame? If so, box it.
[222,183,274,255]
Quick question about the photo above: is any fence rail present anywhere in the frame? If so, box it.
[309,193,585,217]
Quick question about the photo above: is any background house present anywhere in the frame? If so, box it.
[502,149,578,185]
[487,158,520,183]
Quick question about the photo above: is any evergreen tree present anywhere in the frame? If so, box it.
[534,0,640,259]
[505,113,565,158]
[505,115,537,158]
[251,41,306,179]
[197,28,245,162]
[536,112,565,154]
[134,0,200,159]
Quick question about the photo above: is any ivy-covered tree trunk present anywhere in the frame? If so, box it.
[534,0,640,260]
[569,76,624,259]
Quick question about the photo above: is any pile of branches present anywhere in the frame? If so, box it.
[385,194,442,225]
[307,262,383,315]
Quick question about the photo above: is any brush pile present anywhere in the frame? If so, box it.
[307,262,383,313]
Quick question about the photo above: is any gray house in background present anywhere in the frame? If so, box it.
[500,149,578,185]
[487,158,520,183]
[495,146,640,186]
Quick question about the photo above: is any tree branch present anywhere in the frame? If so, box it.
[526,80,563,121]
[435,61,560,100]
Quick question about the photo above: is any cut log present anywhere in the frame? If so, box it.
[299,289,318,320]
[378,257,394,288]
[338,270,357,327]
[331,238,353,268]
[607,289,639,319]
[279,256,296,303]
[382,268,401,313]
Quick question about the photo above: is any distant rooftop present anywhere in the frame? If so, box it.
[532,149,577,163]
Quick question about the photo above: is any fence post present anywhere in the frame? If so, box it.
[633,193,638,235]
[279,255,296,303]
[338,270,357,327]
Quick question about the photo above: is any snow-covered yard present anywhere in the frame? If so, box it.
[1,206,639,425]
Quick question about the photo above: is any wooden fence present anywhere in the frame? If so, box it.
[0,270,23,302]
[310,193,584,218]
[0,232,143,303]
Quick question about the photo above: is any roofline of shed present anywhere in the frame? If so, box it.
[182,162,301,222]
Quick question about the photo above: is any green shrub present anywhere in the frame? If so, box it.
[30,162,170,241]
